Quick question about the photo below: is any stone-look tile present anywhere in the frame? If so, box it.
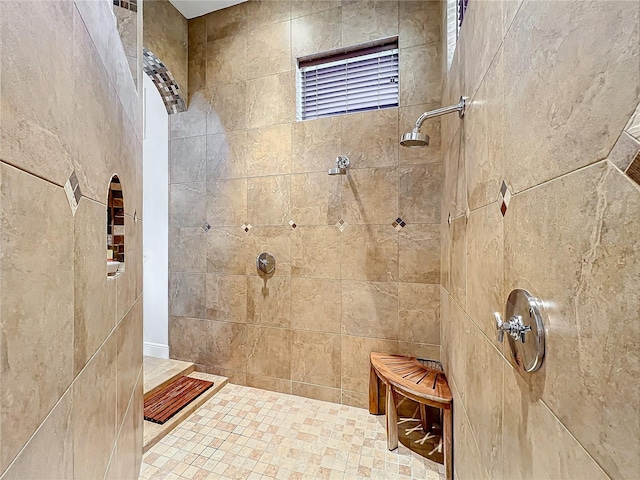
[608,131,640,172]
[247,276,291,328]
[247,175,291,225]
[291,226,341,278]
[341,167,398,224]
[292,7,342,59]
[292,0,340,18]
[399,1,441,49]
[502,0,640,193]
[188,16,206,47]
[451,384,488,480]
[292,382,341,403]
[207,178,248,226]
[74,198,117,375]
[246,226,291,276]
[399,224,440,284]
[0,389,73,480]
[626,102,640,141]
[206,226,248,275]
[466,203,503,348]
[502,364,609,480]
[207,274,247,323]
[207,82,247,134]
[502,0,524,37]
[399,164,442,224]
[0,0,75,187]
[169,316,208,365]
[169,228,206,273]
[114,374,141,480]
[400,44,441,107]
[465,50,503,210]
[171,90,208,138]
[291,116,342,173]
[246,73,294,129]
[0,165,73,471]
[448,217,466,308]
[399,103,442,166]
[398,283,440,345]
[291,172,341,225]
[341,0,398,46]
[206,33,247,86]
[440,40,465,154]
[247,20,292,78]
[169,273,206,318]
[188,44,207,95]
[504,161,640,479]
[206,131,248,180]
[441,216,452,292]
[169,182,207,228]
[396,342,440,361]
[73,337,117,480]
[341,109,399,169]
[442,127,467,219]
[201,365,247,386]
[170,135,207,184]
[341,336,397,393]
[246,326,292,379]
[206,2,246,42]
[291,278,341,333]
[341,225,398,282]
[341,390,369,409]
[246,0,292,30]
[246,123,292,176]
[292,331,341,387]
[342,281,398,340]
[207,320,247,372]
[246,375,292,395]
[115,298,142,428]
[116,214,143,320]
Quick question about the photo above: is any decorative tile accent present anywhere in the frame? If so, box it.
[626,152,640,186]
[63,170,81,216]
[335,219,348,232]
[498,181,512,217]
[392,217,407,231]
[241,223,252,233]
[202,221,211,233]
[143,49,186,115]
[288,219,297,229]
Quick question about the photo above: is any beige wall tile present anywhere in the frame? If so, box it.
[246,226,291,276]
[169,228,207,273]
[170,136,207,184]
[116,215,143,321]
[247,123,292,176]
[340,109,399,169]
[169,273,206,318]
[442,127,467,219]
[341,225,398,282]
[246,325,292,379]
[398,283,440,345]
[207,274,247,323]
[399,164,442,224]
[448,217,466,308]
[170,182,207,228]
[0,165,74,471]
[399,1,440,49]
[342,281,398,339]
[246,374,292,394]
[399,103,441,166]
[400,44,441,107]
[246,0,292,30]
[291,226,341,278]
[206,227,248,275]
[292,330,341,387]
[208,320,248,372]
[247,20,292,78]
[246,73,294,129]
[291,116,342,173]
[396,342,440,360]
[341,167,398,225]
[292,0,340,19]
[207,178,248,226]
[188,44,207,95]
[188,16,207,47]
[292,382,341,403]
[206,33,247,86]
[291,278,341,333]
[292,7,342,59]
[451,383,488,480]
[169,316,208,364]
[341,390,369,409]
[115,299,143,428]
[206,2,247,42]
[341,0,398,47]
[207,82,248,134]
[290,172,341,225]
[247,275,291,328]
[207,131,248,180]
[247,175,291,225]
[171,91,208,138]
[399,224,440,284]
[341,336,397,393]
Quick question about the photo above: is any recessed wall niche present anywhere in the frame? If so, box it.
[107,175,125,277]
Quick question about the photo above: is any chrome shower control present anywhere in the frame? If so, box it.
[496,289,546,373]
[256,252,276,276]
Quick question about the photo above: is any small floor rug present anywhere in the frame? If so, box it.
[144,376,213,425]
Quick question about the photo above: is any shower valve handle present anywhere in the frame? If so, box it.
[495,312,532,343]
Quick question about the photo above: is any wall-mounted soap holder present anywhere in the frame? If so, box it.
[495,289,546,373]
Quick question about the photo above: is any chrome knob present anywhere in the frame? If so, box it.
[495,312,532,344]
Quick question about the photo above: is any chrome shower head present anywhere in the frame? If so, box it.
[328,155,350,175]
[400,130,430,148]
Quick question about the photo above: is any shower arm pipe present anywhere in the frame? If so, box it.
[411,96,467,132]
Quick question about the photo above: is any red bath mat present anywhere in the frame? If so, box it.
[144,376,213,424]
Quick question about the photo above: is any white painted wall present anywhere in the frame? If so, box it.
[142,74,170,358]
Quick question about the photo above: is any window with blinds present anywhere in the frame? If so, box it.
[296,39,399,121]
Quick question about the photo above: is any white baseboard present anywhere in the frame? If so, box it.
[143,342,169,359]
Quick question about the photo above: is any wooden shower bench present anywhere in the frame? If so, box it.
[369,352,453,480]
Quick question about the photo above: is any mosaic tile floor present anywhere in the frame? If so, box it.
[140,384,445,480]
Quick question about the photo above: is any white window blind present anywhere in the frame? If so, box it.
[297,41,399,121]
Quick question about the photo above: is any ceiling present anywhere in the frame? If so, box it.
[168,0,247,19]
